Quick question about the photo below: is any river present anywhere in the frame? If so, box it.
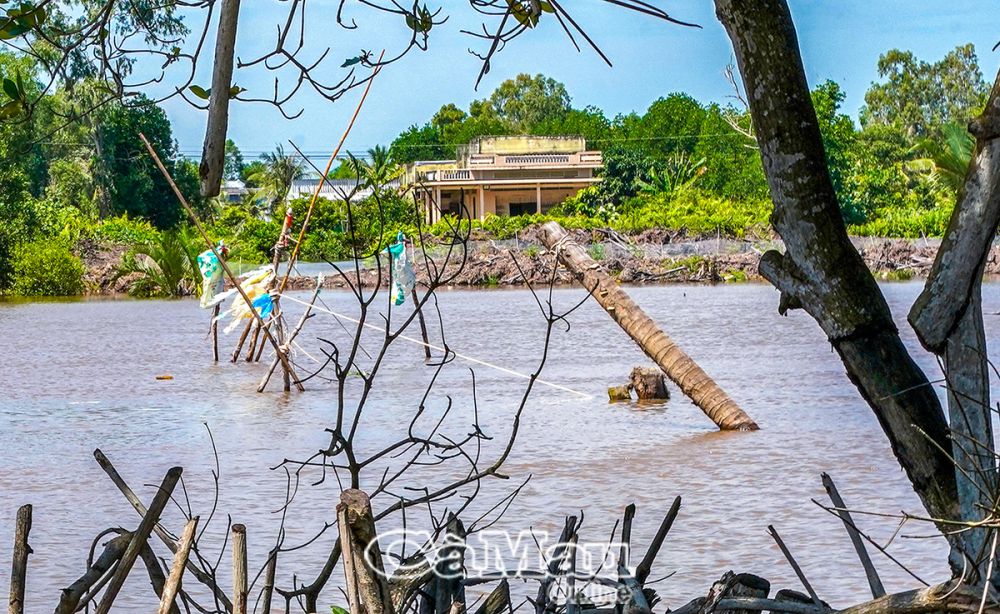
[0,281,990,611]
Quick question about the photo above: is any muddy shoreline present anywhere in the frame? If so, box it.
[80,227,993,295]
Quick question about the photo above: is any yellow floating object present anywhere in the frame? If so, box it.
[155,375,174,380]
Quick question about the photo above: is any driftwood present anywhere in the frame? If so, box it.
[56,532,131,614]
[608,385,632,402]
[473,579,510,614]
[8,504,32,614]
[630,367,669,400]
[423,516,467,614]
[93,449,233,610]
[537,221,757,431]
[157,517,199,614]
[94,466,181,614]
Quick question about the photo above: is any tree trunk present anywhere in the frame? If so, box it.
[713,0,958,546]
[909,71,1000,577]
[538,221,757,431]
[199,0,241,198]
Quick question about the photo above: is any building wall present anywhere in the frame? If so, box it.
[471,135,586,155]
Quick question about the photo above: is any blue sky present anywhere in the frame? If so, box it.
[157,2,1000,160]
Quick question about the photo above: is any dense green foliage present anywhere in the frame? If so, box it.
[11,241,85,296]
[0,43,988,296]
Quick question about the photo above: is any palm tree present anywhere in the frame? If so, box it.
[247,144,304,216]
[909,122,974,193]
[361,145,403,197]
[115,228,202,297]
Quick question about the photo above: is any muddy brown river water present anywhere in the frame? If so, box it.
[0,282,991,611]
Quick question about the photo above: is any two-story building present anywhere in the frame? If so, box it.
[406,136,602,223]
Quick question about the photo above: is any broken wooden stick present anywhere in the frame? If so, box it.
[821,473,885,598]
[635,496,681,585]
[767,525,822,609]
[537,221,758,431]
[158,517,198,614]
[8,504,31,614]
[95,466,182,614]
[93,449,233,611]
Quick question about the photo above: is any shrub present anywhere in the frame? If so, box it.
[11,241,85,296]
[92,215,160,246]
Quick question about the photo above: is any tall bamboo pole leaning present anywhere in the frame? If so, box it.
[537,221,757,431]
[276,50,385,295]
[7,504,31,614]
[139,133,304,391]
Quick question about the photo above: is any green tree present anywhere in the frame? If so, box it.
[489,73,571,131]
[224,139,244,180]
[389,123,450,164]
[693,105,768,200]
[861,44,988,138]
[811,80,857,219]
[638,93,706,159]
[96,94,183,228]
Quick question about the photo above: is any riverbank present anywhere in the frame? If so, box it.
[80,226,969,294]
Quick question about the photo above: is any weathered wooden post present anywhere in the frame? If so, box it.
[537,221,758,431]
[232,524,248,614]
[7,504,31,614]
[338,489,392,614]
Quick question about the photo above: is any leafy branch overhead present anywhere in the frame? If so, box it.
[0,0,697,125]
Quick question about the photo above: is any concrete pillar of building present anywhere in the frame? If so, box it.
[536,183,542,215]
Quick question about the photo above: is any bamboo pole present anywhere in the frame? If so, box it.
[139,132,304,391]
[537,221,758,431]
[212,304,221,362]
[7,504,31,614]
[261,550,277,614]
[95,467,182,614]
[158,517,199,614]
[232,524,248,614]
[277,50,386,295]
[232,319,253,362]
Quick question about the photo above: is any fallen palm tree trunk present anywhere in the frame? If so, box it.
[537,221,758,431]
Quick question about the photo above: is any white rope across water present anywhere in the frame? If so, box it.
[277,292,592,400]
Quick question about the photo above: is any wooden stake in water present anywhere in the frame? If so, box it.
[7,504,32,614]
